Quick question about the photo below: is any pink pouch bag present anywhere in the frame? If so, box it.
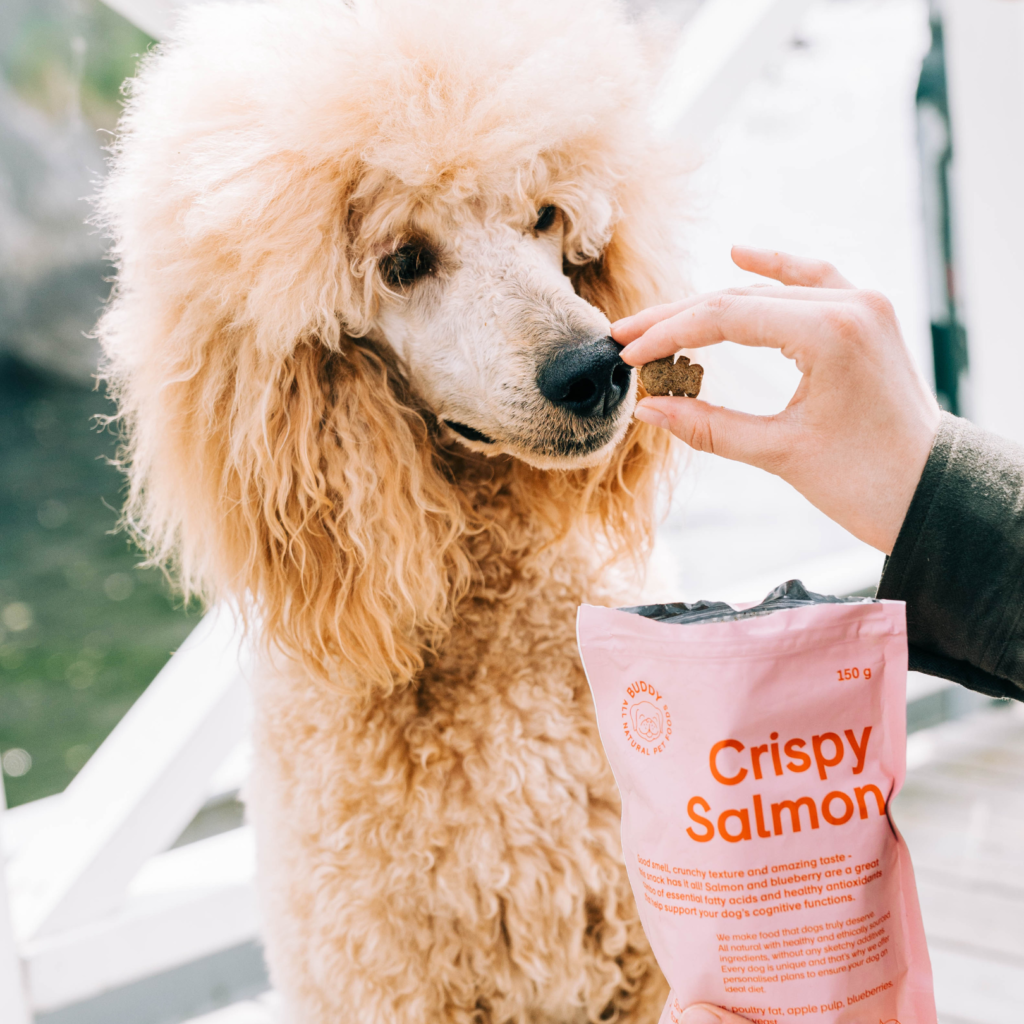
[577,582,936,1024]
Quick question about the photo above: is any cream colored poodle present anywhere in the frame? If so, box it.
[97,1,687,1020]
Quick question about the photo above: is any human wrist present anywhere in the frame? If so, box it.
[878,405,942,554]
[840,406,940,555]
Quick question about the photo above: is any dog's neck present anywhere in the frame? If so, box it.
[436,444,640,611]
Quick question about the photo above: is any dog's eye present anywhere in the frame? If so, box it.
[380,243,436,288]
[534,205,557,232]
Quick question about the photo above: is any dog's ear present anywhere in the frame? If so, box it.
[107,323,472,699]
[239,338,473,695]
[96,45,475,696]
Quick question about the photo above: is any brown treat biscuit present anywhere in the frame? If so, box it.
[638,355,703,398]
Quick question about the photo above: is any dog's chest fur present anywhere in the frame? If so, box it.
[247,544,666,1023]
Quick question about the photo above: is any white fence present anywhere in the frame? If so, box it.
[1,606,255,1018]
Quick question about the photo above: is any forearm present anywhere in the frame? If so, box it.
[878,413,1024,700]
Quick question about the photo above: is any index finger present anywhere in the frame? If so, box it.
[611,298,697,344]
[620,293,842,366]
[612,281,854,345]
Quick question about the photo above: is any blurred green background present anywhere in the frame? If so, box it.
[1,0,153,132]
[0,0,197,808]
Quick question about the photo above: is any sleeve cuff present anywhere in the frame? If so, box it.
[878,412,1024,700]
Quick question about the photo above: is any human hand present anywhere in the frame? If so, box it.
[679,1003,753,1024]
[612,247,942,555]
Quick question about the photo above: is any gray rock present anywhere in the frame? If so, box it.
[0,76,109,382]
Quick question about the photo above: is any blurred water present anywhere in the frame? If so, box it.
[0,358,197,806]
[0,1,195,808]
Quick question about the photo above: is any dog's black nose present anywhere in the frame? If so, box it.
[537,336,634,418]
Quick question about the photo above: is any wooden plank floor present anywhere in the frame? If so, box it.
[187,994,276,1024]
[896,702,1024,1024]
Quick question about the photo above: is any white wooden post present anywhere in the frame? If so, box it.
[9,606,251,942]
[0,781,31,1024]
[0,605,259,1013]
[100,0,249,39]
[652,0,816,142]
[99,0,182,38]
[940,0,1024,442]
[22,827,258,1013]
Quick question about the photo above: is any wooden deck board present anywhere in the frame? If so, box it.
[894,703,1024,1023]
[930,945,1024,1024]
[186,992,278,1024]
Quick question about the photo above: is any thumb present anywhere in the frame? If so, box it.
[635,397,786,471]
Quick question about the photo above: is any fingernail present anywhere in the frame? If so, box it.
[680,1006,722,1024]
[634,404,669,430]
[619,342,638,363]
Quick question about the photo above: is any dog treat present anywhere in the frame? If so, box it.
[577,581,937,1024]
[639,355,703,398]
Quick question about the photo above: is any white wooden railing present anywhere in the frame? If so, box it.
[1,606,255,1017]
[95,0,196,39]
[0,0,821,1018]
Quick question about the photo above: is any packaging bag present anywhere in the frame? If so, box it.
[577,582,936,1024]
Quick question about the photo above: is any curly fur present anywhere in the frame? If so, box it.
[97,1,687,1020]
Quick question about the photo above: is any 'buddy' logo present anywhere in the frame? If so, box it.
[631,702,663,741]
[622,681,672,756]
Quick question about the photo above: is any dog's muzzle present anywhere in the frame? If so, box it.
[537,336,633,419]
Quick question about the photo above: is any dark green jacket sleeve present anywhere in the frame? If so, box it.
[877,412,1024,700]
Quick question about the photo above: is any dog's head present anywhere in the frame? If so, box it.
[368,203,633,469]
[99,0,685,691]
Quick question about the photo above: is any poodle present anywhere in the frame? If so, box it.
[97,1,688,1020]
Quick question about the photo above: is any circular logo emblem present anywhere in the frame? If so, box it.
[622,680,672,755]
